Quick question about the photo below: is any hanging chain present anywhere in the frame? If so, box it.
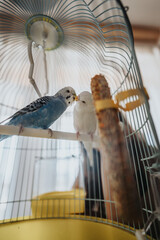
[43,40,49,96]
[28,40,42,97]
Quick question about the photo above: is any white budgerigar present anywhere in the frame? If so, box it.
[73,91,97,166]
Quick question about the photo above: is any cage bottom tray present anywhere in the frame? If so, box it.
[0,218,137,240]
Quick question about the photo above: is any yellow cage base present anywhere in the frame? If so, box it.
[0,218,137,240]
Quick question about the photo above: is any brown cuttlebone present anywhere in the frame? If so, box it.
[91,74,142,224]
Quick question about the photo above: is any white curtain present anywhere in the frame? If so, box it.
[135,44,160,140]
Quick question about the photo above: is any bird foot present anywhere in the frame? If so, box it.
[76,131,80,140]
[89,133,94,141]
[92,203,99,213]
[18,125,24,135]
[48,128,53,138]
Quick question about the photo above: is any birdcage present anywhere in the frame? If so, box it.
[0,0,160,240]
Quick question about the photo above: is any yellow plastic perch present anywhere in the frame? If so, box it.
[31,188,86,218]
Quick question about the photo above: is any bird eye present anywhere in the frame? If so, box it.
[66,90,70,93]
[68,101,70,104]
[82,101,86,104]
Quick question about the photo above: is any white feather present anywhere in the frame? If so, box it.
[73,91,97,166]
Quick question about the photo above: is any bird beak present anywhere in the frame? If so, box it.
[75,95,79,101]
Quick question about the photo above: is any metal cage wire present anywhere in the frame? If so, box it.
[0,0,160,239]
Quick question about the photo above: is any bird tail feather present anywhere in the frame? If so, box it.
[0,123,11,142]
[83,141,94,167]
[0,134,10,142]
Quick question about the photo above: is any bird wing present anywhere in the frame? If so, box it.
[0,96,51,124]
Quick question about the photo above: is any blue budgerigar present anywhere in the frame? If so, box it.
[0,87,76,141]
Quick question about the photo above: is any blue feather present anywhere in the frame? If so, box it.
[0,96,67,142]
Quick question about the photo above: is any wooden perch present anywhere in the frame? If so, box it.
[0,125,99,142]
[91,74,142,225]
